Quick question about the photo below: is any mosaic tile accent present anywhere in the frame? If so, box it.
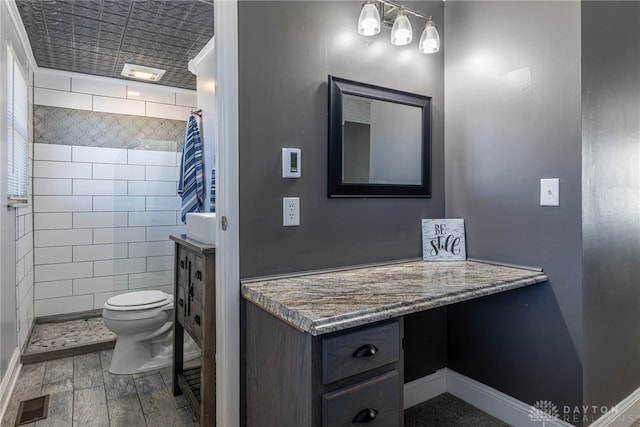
[25,318,115,354]
[34,105,185,151]
[16,0,214,90]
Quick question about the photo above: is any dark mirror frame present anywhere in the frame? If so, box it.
[328,75,432,198]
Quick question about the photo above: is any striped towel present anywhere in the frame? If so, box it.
[178,115,204,223]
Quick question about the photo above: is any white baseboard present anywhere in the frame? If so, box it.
[405,368,573,427]
[404,369,446,409]
[0,348,21,423]
[589,384,640,427]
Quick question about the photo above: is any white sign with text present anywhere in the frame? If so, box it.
[422,219,466,261]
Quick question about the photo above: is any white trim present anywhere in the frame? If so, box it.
[214,0,240,426]
[5,0,38,72]
[189,37,215,76]
[35,67,196,95]
[404,369,447,409]
[405,368,573,427]
[589,385,640,427]
[0,348,22,423]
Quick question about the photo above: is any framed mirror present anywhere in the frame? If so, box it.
[328,76,432,197]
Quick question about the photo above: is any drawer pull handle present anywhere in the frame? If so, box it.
[353,344,378,358]
[195,270,202,280]
[178,298,184,307]
[194,315,201,325]
[180,260,185,269]
[352,408,378,424]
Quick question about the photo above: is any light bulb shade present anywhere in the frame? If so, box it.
[391,11,412,46]
[358,2,381,36]
[419,19,440,53]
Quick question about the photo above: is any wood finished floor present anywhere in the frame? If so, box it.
[1,349,199,427]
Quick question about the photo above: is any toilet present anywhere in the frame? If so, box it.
[103,290,200,375]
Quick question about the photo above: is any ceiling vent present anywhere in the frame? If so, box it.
[121,63,166,82]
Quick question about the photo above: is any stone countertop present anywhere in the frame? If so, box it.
[241,260,548,336]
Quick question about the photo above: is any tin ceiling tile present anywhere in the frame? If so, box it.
[16,0,213,90]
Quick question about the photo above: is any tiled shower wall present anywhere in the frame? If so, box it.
[32,69,196,316]
[33,144,186,316]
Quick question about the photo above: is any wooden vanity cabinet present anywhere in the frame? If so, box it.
[244,301,404,427]
[171,235,215,426]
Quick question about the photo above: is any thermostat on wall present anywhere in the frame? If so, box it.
[282,148,301,178]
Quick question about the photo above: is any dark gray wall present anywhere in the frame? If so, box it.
[582,2,640,419]
[444,1,584,421]
[238,0,444,278]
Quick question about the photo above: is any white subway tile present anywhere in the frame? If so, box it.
[146,102,191,120]
[34,229,93,247]
[15,258,25,283]
[35,295,94,317]
[129,241,173,258]
[93,196,146,212]
[73,212,128,229]
[146,196,181,211]
[72,78,127,98]
[33,178,72,196]
[93,291,118,309]
[34,280,73,300]
[72,146,127,164]
[25,214,33,235]
[34,144,71,161]
[128,181,176,196]
[93,227,146,244]
[34,88,92,110]
[128,150,176,166]
[34,213,72,230]
[73,243,128,262]
[94,258,146,277]
[156,285,174,296]
[128,211,176,227]
[35,261,93,282]
[16,234,32,261]
[35,246,72,265]
[147,255,173,272]
[34,161,92,179]
[126,86,175,104]
[145,166,180,181]
[17,215,25,237]
[34,196,93,213]
[146,225,186,241]
[17,276,32,307]
[93,96,145,116]
[176,152,182,166]
[34,71,71,91]
[175,92,197,107]
[93,164,145,180]
[73,180,127,196]
[73,275,129,295]
[128,270,173,289]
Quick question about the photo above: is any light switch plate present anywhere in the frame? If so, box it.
[540,178,559,206]
[282,148,301,178]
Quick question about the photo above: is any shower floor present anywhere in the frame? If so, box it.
[23,317,116,363]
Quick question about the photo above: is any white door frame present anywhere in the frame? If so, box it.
[214,0,240,426]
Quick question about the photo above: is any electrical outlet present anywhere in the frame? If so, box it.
[283,197,300,226]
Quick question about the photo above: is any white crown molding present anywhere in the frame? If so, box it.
[189,36,215,76]
[5,0,38,73]
[35,67,196,95]
[0,348,21,423]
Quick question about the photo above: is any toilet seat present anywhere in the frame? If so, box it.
[104,290,171,311]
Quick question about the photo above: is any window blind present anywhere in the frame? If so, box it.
[7,46,29,204]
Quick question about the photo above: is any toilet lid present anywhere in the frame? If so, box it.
[105,290,171,311]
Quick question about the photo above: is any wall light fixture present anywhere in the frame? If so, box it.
[357,0,440,54]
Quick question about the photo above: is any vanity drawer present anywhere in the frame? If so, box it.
[322,321,399,384]
[322,370,400,427]
[191,255,205,303]
[176,286,188,325]
[189,299,203,346]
